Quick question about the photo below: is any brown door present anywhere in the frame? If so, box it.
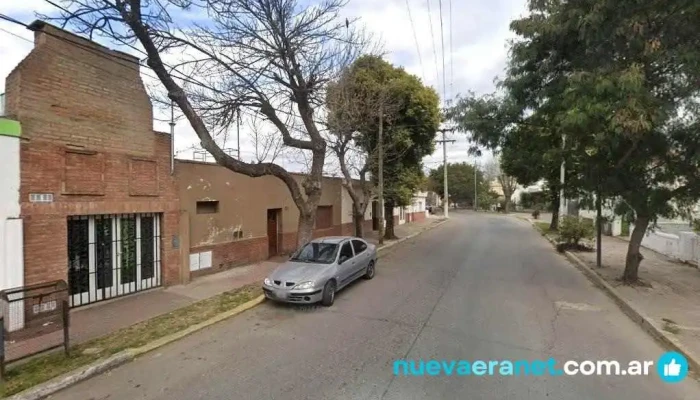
[267,209,279,257]
[372,201,379,231]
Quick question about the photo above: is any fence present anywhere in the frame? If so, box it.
[631,225,699,266]
[0,280,70,379]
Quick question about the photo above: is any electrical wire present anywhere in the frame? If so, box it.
[449,0,454,103]
[0,26,32,43]
[438,0,447,107]
[0,13,223,96]
[425,0,441,90]
[404,0,426,82]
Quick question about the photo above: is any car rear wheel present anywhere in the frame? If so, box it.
[321,280,336,307]
[363,260,376,280]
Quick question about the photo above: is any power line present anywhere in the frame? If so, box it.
[404,0,425,82]
[438,0,447,106]
[0,12,224,97]
[449,0,454,103]
[425,0,440,90]
[0,26,32,43]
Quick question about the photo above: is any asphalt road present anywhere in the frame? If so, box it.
[52,212,700,399]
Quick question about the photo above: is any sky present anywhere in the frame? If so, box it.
[0,0,529,174]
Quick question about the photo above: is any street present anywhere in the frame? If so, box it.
[51,212,700,399]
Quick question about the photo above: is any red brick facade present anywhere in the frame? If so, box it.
[6,22,180,289]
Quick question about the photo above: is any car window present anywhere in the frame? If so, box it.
[352,240,367,254]
[290,242,338,264]
[338,242,354,262]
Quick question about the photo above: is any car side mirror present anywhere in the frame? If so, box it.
[339,255,348,264]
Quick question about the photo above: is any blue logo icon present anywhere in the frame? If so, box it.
[657,352,688,383]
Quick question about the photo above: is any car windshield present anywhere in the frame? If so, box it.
[290,242,339,264]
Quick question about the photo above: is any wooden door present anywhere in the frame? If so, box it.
[267,209,279,257]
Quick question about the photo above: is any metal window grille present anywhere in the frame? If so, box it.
[67,213,162,307]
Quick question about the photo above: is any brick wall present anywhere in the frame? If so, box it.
[340,220,374,236]
[190,236,268,278]
[7,22,181,289]
[411,211,426,222]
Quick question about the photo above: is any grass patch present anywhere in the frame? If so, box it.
[0,284,262,397]
[534,221,554,234]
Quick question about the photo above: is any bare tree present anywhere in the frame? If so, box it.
[484,157,517,213]
[50,0,368,246]
[248,114,284,164]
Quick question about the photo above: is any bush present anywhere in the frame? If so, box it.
[532,209,541,219]
[559,216,594,245]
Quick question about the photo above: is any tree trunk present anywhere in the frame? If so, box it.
[549,188,560,230]
[596,190,602,267]
[353,204,365,238]
[622,216,650,284]
[384,200,397,240]
[296,209,316,248]
[504,199,510,213]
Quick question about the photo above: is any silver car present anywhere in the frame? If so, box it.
[262,236,377,307]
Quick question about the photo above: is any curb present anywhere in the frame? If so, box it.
[524,219,700,375]
[376,219,448,254]
[9,219,449,399]
[8,295,266,400]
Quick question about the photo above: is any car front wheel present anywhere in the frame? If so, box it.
[321,280,336,307]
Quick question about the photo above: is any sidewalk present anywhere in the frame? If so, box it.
[573,236,700,359]
[363,215,444,246]
[8,217,442,361]
[524,213,700,362]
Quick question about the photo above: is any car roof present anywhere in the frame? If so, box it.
[310,236,359,244]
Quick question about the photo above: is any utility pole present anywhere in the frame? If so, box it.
[436,128,455,218]
[236,107,241,160]
[559,133,566,221]
[596,187,602,267]
[377,104,385,244]
[474,160,478,211]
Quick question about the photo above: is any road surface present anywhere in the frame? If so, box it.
[52,212,700,399]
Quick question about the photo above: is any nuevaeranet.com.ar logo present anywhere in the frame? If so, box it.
[392,352,689,383]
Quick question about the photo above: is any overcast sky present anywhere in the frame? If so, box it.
[0,0,528,173]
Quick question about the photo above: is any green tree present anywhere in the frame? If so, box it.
[448,90,577,229]
[428,163,491,208]
[343,56,440,239]
[508,0,700,283]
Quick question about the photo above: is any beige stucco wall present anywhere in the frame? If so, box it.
[340,183,373,224]
[176,160,343,249]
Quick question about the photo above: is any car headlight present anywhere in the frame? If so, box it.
[293,281,315,290]
[263,278,273,286]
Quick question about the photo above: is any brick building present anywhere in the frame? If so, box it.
[178,160,371,279]
[0,21,428,309]
[2,21,180,307]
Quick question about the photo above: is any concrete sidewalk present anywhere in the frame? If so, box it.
[574,235,700,359]
[523,212,700,363]
[363,215,444,246]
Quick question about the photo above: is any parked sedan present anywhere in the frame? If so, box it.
[262,236,377,307]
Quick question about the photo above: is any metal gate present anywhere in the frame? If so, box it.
[67,213,161,307]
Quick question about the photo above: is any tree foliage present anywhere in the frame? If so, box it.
[428,162,492,207]
[333,56,439,238]
[450,0,700,282]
